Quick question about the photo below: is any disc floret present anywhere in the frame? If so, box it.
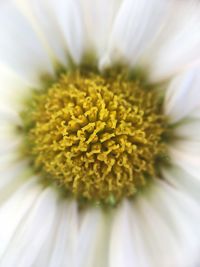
[22,69,166,205]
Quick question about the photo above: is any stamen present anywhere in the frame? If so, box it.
[21,69,167,205]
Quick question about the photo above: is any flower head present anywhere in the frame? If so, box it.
[1,0,200,266]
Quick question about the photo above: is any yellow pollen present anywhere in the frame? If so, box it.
[22,69,166,205]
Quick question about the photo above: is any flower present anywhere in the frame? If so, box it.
[0,0,200,267]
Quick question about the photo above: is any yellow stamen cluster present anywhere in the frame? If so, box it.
[23,70,166,204]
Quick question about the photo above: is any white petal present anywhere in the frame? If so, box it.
[47,201,78,267]
[186,105,200,120]
[164,64,200,123]
[0,131,21,157]
[106,0,170,67]
[109,178,200,267]
[109,200,150,267]
[16,0,84,66]
[0,125,21,173]
[173,119,200,141]
[162,165,200,203]
[169,140,200,166]
[0,111,22,161]
[145,1,200,82]
[50,0,84,65]
[170,140,200,167]
[0,1,54,86]
[0,160,30,204]
[0,64,31,114]
[33,200,78,267]
[135,180,200,267]
[0,187,59,267]
[80,0,121,65]
[29,200,64,267]
[0,150,20,170]
[0,132,23,185]
[0,64,29,172]
[76,207,109,267]
[0,177,42,259]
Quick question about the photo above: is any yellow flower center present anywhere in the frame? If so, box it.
[22,69,167,205]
